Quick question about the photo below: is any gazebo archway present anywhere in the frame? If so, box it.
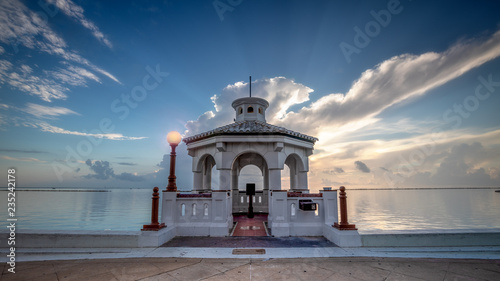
[284,153,308,191]
[231,152,269,213]
[193,154,216,192]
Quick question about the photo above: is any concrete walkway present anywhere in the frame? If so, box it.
[2,256,500,280]
[1,241,500,280]
[3,245,500,263]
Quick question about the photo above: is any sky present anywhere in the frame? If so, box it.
[1,0,500,190]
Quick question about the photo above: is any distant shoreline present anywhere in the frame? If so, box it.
[0,187,499,192]
[0,189,111,192]
[347,187,500,191]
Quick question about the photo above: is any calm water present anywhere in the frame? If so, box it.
[347,188,500,232]
[0,189,152,231]
[1,188,499,231]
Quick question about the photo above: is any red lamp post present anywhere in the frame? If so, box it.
[166,131,182,191]
[333,186,357,230]
[141,187,165,231]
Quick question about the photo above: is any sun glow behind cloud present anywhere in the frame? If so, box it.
[0,1,499,189]
[184,29,500,189]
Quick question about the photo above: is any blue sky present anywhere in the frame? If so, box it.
[1,0,500,189]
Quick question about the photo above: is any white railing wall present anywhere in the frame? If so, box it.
[269,190,338,237]
[161,191,233,236]
[232,190,269,213]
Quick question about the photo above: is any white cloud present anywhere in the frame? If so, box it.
[0,62,69,101]
[0,59,112,102]
[36,122,147,141]
[184,29,500,189]
[24,103,80,119]
[0,0,65,50]
[0,0,120,99]
[381,140,500,188]
[184,77,313,135]
[47,0,112,48]
[47,65,101,86]
[0,155,46,163]
[277,30,500,136]
[186,30,500,140]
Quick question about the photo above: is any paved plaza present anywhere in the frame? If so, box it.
[2,256,500,281]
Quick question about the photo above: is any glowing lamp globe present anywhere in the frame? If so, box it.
[167,131,182,145]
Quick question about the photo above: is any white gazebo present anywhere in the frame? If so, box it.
[157,95,361,247]
[183,96,318,212]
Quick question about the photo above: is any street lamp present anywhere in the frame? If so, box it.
[166,131,182,191]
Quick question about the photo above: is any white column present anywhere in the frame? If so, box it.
[210,191,232,236]
[269,169,282,190]
[218,169,231,190]
[161,191,177,226]
[269,191,289,237]
[321,190,338,225]
[298,171,308,190]
[193,171,202,192]
[264,169,269,190]
[203,168,211,191]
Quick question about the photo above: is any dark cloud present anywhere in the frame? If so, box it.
[355,161,371,173]
[323,167,345,175]
[157,154,170,169]
[380,167,390,172]
[84,159,144,182]
[117,162,137,166]
[144,148,193,191]
[114,172,144,182]
[84,159,114,180]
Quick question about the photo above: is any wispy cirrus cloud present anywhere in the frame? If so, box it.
[0,155,46,163]
[47,64,101,86]
[117,162,137,166]
[47,0,112,48]
[0,0,120,102]
[0,60,69,101]
[36,122,147,141]
[24,103,80,119]
[0,148,47,154]
[277,30,500,135]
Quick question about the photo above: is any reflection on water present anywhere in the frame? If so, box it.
[347,189,500,231]
[0,188,499,231]
[0,189,151,231]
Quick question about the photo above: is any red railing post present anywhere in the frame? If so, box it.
[142,187,166,231]
[333,186,357,230]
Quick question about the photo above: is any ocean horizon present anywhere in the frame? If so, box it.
[1,187,499,232]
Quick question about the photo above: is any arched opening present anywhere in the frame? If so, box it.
[247,106,254,113]
[238,107,243,115]
[204,203,209,216]
[281,165,290,190]
[284,154,307,191]
[231,152,269,214]
[194,154,216,192]
[237,165,263,191]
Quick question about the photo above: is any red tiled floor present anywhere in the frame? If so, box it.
[232,214,268,236]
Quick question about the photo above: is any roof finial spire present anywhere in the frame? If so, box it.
[249,76,252,97]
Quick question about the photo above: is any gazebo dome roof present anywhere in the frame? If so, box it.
[183,120,318,144]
